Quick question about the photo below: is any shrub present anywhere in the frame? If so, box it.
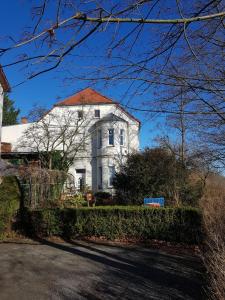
[200,175,225,300]
[25,206,202,244]
[113,148,204,206]
[94,192,113,206]
[0,176,20,238]
[63,192,87,208]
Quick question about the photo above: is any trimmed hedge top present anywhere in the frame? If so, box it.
[25,206,202,244]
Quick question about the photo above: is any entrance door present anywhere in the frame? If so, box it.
[76,169,86,191]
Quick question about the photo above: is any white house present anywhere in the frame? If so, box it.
[0,66,10,154]
[2,88,140,192]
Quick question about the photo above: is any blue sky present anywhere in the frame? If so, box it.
[0,1,172,149]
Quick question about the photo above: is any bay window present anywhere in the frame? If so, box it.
[108,128,114,145]
[98,166,103,189]
[98,129,102,148]
[108,165,115,187]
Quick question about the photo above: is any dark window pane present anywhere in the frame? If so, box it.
[108,166,115,186]
[98,166,102,189]
[108,128,114,145]
[95,110,100,118]
[78,111,83,118]
[98,129,102,148]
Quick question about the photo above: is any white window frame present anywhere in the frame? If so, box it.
[120,129,125,146]
[108,165,115,187]
[108,128,114,146]
[95,109,100,118]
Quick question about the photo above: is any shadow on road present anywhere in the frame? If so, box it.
[38,238,205,300]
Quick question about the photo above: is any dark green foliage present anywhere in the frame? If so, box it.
[114,148,179,205]
[2,95,20,126]
[25,206,202,244]
[94,192,113,205]
[114,147,203,206]
[0,177,21,238]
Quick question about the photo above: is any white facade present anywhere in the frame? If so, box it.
[0,83,3,149]
[2,89,140,193]
[0,67,10,154]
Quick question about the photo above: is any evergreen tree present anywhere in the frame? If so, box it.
[2,95,20,126]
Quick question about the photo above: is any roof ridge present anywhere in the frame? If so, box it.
[53,87,141,125]
[55,87,114,106]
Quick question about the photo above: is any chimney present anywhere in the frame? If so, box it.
[1,142,12,153]
[21,117,28,124]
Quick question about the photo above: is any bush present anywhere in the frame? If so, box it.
[94,192,113,206]
[63,192,87,208]
[113,148,204,206]
[200,175,225,300]
[0,176,20,238]
[25,206,202,244]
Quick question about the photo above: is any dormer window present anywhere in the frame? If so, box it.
[78,110,83,119]
[95,109,100,118]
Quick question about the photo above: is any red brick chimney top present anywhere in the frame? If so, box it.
[21,117,28,124]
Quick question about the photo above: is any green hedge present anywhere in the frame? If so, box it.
[25,206,202,244]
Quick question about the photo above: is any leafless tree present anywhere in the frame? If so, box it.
[18,106,92,171]
[0,0,224,165]
[0,1,223,85]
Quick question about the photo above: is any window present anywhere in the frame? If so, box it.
[108,128,114,145]
[76,169,86,191]
[120,129,125,146]
[98,166,103,189]
[78,110,83,119]
[98,129,102,149]
[108,166,115,187]
[76,169,86,174]
[95,109,100,118]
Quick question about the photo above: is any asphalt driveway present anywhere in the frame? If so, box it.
[0,240,205,300]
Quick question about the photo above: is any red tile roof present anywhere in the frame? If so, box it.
[55,88,114,106]
[54,87,140,125]
[116,104,141,125]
